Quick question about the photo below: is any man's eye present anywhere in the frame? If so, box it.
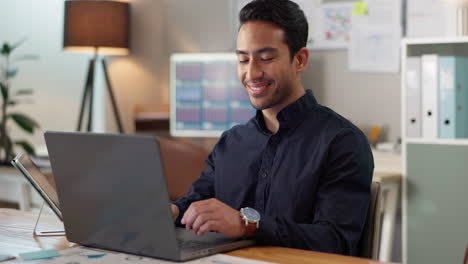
[261,57,273,62]
[239,59,249,64]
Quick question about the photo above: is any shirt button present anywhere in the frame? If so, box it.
[262,172,268,178]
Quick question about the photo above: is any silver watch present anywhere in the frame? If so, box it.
[240,207,260,228]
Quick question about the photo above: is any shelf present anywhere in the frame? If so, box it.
[402,36,468,45]
[404,138,468,145]
[134,111,170,132]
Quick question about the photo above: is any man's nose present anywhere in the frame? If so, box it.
[246,61,263,81]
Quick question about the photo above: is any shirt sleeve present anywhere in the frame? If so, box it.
[172,134,225,226]
[253,128,374,256]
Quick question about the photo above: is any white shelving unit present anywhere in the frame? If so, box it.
[401,37,468,264]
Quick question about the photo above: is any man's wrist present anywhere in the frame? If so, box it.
[239,207,260,238]
[171,204,179,221]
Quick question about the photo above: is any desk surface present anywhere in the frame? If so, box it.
[0,208,396,264]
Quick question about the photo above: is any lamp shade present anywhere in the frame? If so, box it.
[63,0,130,55]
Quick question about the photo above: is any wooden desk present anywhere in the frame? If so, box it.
[0,209,396,264]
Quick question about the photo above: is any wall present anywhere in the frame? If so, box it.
[305,50,401,141]
[0,0,402,152]
[155,0,401,142]
[0,0,86,153]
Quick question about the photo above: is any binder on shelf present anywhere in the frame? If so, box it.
[421,54,439,139]
[406,57,422,138]
[438,56,468,139]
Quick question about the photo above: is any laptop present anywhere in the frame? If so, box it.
[44,131,254,261]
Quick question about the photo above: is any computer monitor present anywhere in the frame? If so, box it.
[170,53,255,137]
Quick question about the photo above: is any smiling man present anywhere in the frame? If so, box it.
[171,0,374,256]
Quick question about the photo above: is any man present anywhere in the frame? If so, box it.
[171,0,374,256]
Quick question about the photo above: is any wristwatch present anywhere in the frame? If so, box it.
[240,207,260,238]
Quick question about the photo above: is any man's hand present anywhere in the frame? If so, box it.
[171,204,179,221]
[181,198,246,238]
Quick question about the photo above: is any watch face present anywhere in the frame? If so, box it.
[242,207,260,221]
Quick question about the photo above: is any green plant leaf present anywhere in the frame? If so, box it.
[6,68,18,78]
[1,38,26,56]
[1,43,12,55]
[15,140,35,155]
[15,89,33,96]
[8,113,39,134]
[0,82,8,101]
[6,136,13,160]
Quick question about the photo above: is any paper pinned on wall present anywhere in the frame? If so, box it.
[348,0,402,73]
[352,1,368,16]
[407,0,458,38]
[235,0,354,50]
[349,19,401,73]
[305,1,354,50]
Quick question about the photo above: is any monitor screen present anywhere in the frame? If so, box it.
[170,53,255,137]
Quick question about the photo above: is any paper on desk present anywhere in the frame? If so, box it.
[29,247,277,264]
[348,0,402,73]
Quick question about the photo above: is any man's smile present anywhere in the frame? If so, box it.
[246,80,274,97]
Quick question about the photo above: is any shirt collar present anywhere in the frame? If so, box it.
[254,89,318,134]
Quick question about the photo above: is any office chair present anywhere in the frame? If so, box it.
[159,138,209,201]
[358,181,382,259]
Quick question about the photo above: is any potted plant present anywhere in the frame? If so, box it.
[0,40,39,165]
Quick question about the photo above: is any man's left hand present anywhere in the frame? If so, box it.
[181,198,246,238]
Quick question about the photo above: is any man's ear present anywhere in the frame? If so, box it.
[294,47,309,73]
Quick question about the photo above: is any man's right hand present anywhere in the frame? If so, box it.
[171,204,179,221]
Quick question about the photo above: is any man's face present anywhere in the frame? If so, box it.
[236,21,298,111]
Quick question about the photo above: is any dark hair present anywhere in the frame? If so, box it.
[239,0,308,59]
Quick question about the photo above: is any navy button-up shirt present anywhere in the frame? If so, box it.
[174,90,374,256]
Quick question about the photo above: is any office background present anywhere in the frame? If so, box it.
[0,0,414,263]
[0,0,401,149]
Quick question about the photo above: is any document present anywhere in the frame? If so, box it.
[32,247,278,264]
[407,0,458,37]
[348,0,402,73]
[235,0,353,50]
[305,1,354,50]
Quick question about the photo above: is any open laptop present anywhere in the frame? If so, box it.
[44,131,254,261]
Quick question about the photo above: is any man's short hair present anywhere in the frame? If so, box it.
[239,0,309,59]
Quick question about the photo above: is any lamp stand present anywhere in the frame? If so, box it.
[76,51,124,133]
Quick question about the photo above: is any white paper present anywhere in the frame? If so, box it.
[305,1,354,50]
[349,18,401,73]
[30,247,278,264]
[406,0,458,38]
[348,0,402,73]
[235,0,353,50]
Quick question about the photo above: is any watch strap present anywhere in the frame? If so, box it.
[244,220,257,238]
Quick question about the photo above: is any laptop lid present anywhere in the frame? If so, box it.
[44,131,181,260]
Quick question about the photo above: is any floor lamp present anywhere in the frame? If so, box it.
[63,0,129,133]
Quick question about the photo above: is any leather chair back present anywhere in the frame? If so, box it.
[159,138,209,201]
[358,181,382,259]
